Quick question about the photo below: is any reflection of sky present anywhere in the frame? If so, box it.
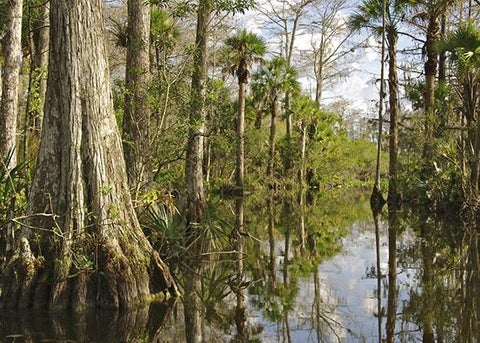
[251,220,421,343]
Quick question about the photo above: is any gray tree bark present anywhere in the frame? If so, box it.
[0,0,23,168]
[24,1,49,160]
[0,0,176,310]
[183,0,211,341]
[123,0,151,196]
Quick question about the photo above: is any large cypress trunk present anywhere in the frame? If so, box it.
[0,0,175,310]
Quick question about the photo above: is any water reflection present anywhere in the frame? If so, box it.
[2,190,480,342]
[385,209,398,343]
[0,300,174,342]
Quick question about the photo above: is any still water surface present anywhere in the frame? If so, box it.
[0,191,478,342]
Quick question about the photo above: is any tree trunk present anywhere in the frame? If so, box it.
[314,35,325,107]
[0,0,23,168]
[283,7,301,146]
[236,77,247,189]
[184,0,211,341]
[387,29,399,209]
[267,92,279,180]
[422,12,440,168]
[0,0,176,310]
[185,0,210,227]
[438,12,447,83]
[24,0,49,160]
[123,0,151,196]
[299,119,307,185]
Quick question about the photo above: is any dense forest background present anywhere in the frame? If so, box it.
[0,0,479,316]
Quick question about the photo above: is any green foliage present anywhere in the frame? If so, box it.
[243,125,270,182]
[440,19,480,73]
[251,57,301,102]
[349,0,414,36]
[398,153,464,217]
[150,8,180,53]
[0,154,31,258]
[205,78,237,181]
[148,0,256,16]
[222,29,266,81]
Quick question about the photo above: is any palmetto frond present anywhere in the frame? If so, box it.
[440,20,480,72]
[251,57,300,109]
[349,0,413,35]
[222,29,266,82]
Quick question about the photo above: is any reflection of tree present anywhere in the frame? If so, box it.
[372,208,383,343]
[420,220,435,343]
[311,266,344,343]
[0,302,175,342]
[396,210,467,342]
[246,189,368,340]
[385,209,398,343]
[460,228,480,342]
[232,197,247,340]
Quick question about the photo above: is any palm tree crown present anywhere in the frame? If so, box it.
[251,56,300,104]
[224,29,267,84]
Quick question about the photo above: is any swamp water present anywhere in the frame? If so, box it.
[0,190,478,342]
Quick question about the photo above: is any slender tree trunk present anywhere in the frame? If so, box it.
[185,0,210,227]
[438,12,447,83]
[184,1,211,342]
[422,12,440,168]
[0,0,23,168]
[371,0,386,213]
[0,0,176,310]
[299,120,307,185]
[284,8,301,145]
[24,0,49,159]
[387,30,399,208]
[123,0,151,195]
[236,77,247,189]
[314,35,325,107]
[267,93,279,180]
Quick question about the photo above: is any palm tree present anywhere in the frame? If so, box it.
[150,7,180,72]
[224,30,266,189]
[290,95,321,185]
[350,0,410,209]
[251,57,300,180]
[440,21,480,195]
[409,0,458,169]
